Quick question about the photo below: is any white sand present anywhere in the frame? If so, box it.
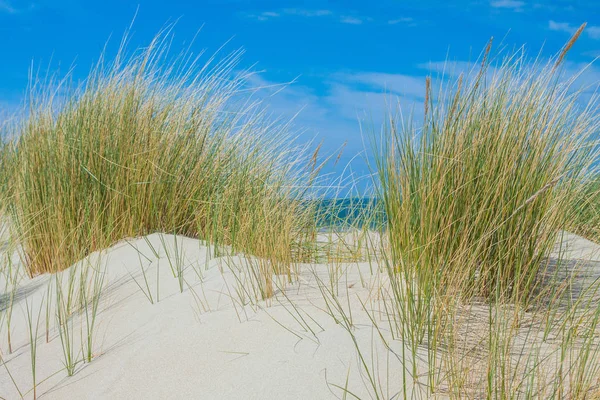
[1,230,599,399]
[0,232,415,399]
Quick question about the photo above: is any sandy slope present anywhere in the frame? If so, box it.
[1,230,599,399]
[0,232,413,399]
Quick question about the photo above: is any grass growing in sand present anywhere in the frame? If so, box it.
[25,297,44,399]
[2,22,600,400]
[378,36,598,304]
[0,27,333,396]
[570,177,600,242]
[368,26,600,398]
[0,139,14,217]
[2,27,320,287]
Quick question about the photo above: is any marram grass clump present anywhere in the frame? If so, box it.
[569,176,600,242]
[378,38,600,304]
[0,139,13,214]
[6,32,317,276]
[373,28,600,398]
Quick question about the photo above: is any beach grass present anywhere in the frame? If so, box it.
[570,176,600,242]
[0,139,14,217]
[377,38,599,304]
[2,22,600,400]
[371,27,600,397]
[3,28,318,281]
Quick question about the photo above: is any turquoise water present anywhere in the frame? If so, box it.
[313,197,384,229]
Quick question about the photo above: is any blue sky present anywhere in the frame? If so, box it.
[1,0,599,183]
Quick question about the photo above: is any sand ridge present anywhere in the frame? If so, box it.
[0,232,412,399]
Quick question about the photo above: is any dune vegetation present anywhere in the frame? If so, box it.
[570,177,600,242]
[1,31,323,285]
[2,24,600,399]
[371,25,600,397]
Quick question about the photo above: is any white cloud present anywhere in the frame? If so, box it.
[582,50,600,58]
[0,0,16,13]
[532,3,574,13]
[340,16,363,25]
[244,8,372,26]
[245,8,332,21]
[241,70,425,157]
[588,26,600,40]
[388,17,413,25]
[490,0,525,10]
[419,60,492,78]
[242,72,331,132]
[249,11,281,21]
[239,59,600,188]
[334,72,427,99]
[262,11,280,18]
[559,61,600,93]
[324,83,426,136]
[282,8,332,17]
[241,72,370,175]
[419,58,600,106]
[0,0,36,14]
[548,20,600,40]
[548,20,577,35]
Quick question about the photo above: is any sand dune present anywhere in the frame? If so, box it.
[1,231,600,399]
[0,232,413,399]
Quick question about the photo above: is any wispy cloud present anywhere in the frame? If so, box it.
[490,0,525,11]
[0,1,37,14]
[242,70,427,153]
[549,20,600,40]
[334,72,426,99]
[419,60,489,77]
[388,17,413,25]
[241,72,367,172]
[0,0,16,13]
[244,8,371,26]
[282,8,332,17]
[324,82,425,131]
[582,49,600,58]
[549,20,577,35]
[588,26,600,40]
[244,8,332,22]
[340,16,364,25]
[261,11,280,18]
[563,61,600,84]
[420,58,600,103]
[245,11,279,21]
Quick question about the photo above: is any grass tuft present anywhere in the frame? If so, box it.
[4,29,317,283]
[372,34,600,397]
